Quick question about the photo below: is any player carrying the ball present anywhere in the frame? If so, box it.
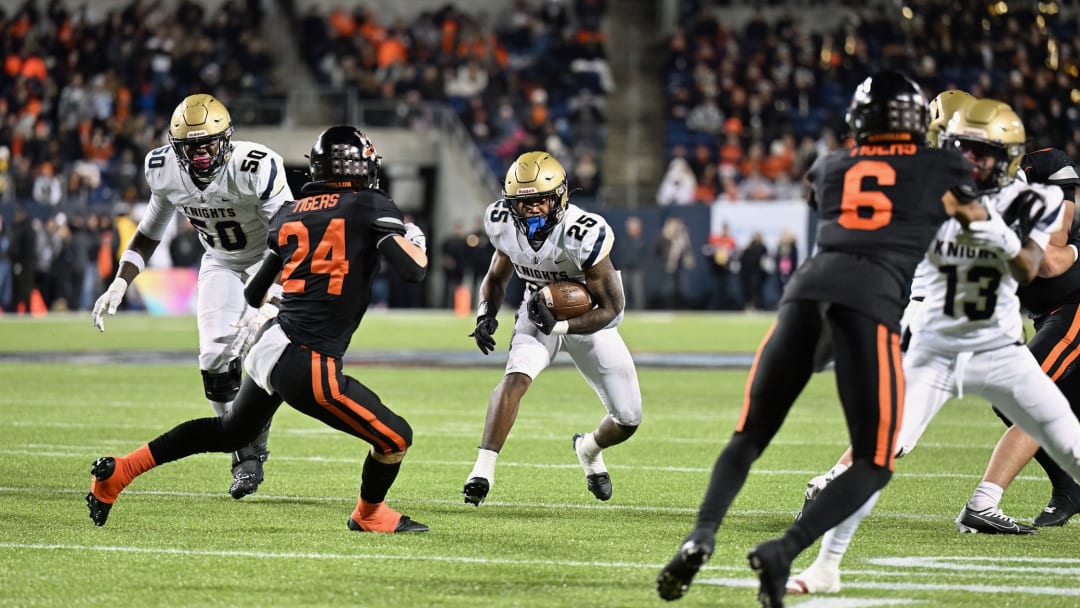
[462,151,642,506]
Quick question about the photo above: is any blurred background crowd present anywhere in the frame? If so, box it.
[0,0,1077,314]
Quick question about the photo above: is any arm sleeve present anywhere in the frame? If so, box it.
[378,236,426,283]
[244,250,284,308]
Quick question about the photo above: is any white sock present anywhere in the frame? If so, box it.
[468,449,498,484]
[968,482,1004,512]
[575,432,607,475]
[819,490,880,558]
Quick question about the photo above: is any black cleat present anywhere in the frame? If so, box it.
[586,473,612,501]
[747,539,791,608]
[955,506,1037,534]
[463,476,490,506]
[1034,490,1080,527]
[229,449,268,500]
[86,457,117,527]
[347,514,430,533]
[656,530,714,601]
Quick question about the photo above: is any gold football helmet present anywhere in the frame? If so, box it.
[941,99,1025,190]
[169,94,234,182]
[503,151,569,242]
[926,90,975,148]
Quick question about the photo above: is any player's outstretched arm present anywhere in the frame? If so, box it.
[91,231,161,332]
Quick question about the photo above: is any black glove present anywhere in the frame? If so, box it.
[1002,188,1047,241]
[469,314,499,355]
[527,291,557,335]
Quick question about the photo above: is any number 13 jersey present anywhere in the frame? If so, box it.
[783,144,973,328]
[136,141,293,270]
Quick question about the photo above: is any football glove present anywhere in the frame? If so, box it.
[228,302,279,359]
[404,222,426,251]
[1001,188,1047,242]
[469,313,499,355]
[527,291,557,335]
[962,203,1022,260]
[91,277,128,332]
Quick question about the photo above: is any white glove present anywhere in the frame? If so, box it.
[228,303,279,359]
[404,222,426,251]
[961,204,1022,260]
[91,278,128,332]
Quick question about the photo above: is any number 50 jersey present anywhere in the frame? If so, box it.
[784,144,974,328]
[136,141,293,270]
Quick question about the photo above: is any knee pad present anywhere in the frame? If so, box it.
[202,359,241,402]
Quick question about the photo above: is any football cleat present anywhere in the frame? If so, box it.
[656,530,714,601]
[573,433,612,501]
[785,562,841,595]
[347,514,429,533]
[1033,489,1080,527]
[747,539,792,608]
[229,447,269,500]
[86,457,126,527]
[955,506,1037,534]
[463,476,490,506]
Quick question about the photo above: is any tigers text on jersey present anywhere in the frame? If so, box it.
[484,200,614,297]
[269,186,407,359]
[917,180,1065,352]
[782,144,973,327]
[136,141,292,269]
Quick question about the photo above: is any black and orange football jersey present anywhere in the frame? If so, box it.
[784,144,974,327]
[268,184,406,358]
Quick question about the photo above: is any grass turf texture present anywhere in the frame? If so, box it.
[1,311,1075,607]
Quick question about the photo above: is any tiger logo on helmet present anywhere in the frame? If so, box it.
[503,151,569,243]
[941,99,1025,191]
[169,94,234,183]
[926,90,976,149]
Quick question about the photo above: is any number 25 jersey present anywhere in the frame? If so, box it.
[783,144,973,328]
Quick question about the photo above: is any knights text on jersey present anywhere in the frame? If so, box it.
[136,141,292,268]
[782,144,972,327]
[269,188,406,358]
[918,180,1064,352]
[484,201,614,297]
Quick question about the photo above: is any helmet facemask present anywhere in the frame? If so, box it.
[169,94,235,183]
[503,151,569,244]
[941,99,1025,192]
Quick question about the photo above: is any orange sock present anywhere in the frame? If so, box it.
[91,444,157,505]
[350,498,402,532]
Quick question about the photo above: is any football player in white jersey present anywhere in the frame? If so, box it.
[786,100,1080,597]
[461,151,642,506]
[90,94,293,499]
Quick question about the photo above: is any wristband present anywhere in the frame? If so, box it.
[478,300,493,318]
[551,320,569,336]
[120,250,146,273]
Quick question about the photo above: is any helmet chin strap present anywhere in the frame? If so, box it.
[526,217,546,239]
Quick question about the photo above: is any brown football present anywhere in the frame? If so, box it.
[541,281,594,321]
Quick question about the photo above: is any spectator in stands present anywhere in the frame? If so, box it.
[774,228,799,296]
[703,223,740,310]
[655,216,696,308]
[440,223,470,308]
[9,205,36,314]
[30,162,62,207]
[0,215,11,311]
[657,157,696,206]
[739,231,770,310]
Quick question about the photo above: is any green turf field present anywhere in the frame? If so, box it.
[1,311,1076,607]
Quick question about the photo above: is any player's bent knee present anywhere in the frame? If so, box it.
[372,448,406,464]
[202,359,241,402]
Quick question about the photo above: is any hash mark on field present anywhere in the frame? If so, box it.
[703,575,1080,597]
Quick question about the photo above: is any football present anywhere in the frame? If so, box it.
[540,280,594,321]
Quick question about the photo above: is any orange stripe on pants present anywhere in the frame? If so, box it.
[309,352,396,453]
[1042,307,1080,381]
[873,325,896,469]
[325,357,408,452]
[735,320,777,432]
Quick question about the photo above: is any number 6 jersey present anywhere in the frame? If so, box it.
[136,141,293,270]
[783,143,974,328]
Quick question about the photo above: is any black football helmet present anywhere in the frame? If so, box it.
[845,70,928,145]
[307,125,381,189]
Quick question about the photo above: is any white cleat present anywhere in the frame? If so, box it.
[785,564,841,595]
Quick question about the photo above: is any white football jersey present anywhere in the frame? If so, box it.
[135,140,292,269]
[485,200,614,301]
[917,179,1064,352]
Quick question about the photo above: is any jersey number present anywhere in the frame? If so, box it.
[940,265,1001,321]
[278,219,349,296]
[240,149,266,172]
[839,161,895,230]
[567,216,597,240]
[190,218,247,251]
